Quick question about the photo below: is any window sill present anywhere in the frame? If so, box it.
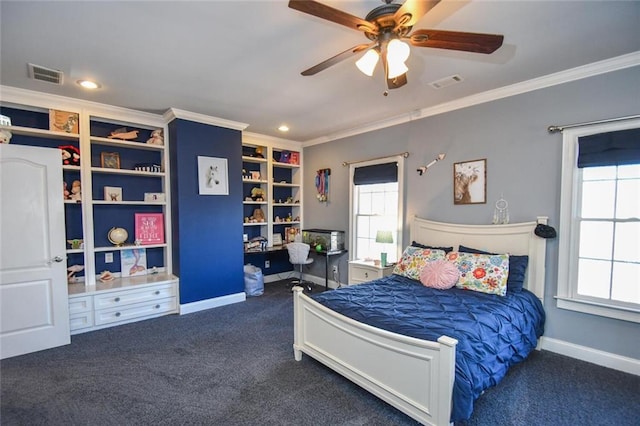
[555,296,640,323]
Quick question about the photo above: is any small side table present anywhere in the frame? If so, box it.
[348,260,394,285]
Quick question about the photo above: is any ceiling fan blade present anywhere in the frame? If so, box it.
[409,29,504,54]
[394,0,441,29]
[288,0,377,33]
[301,43,374,76]
[387,73,407,90]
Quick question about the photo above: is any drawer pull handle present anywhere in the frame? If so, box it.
[154,291,160,295]
[114,297,120,302]
[155,304,160,309]
[364,272,368,278]
[115,312,121,317]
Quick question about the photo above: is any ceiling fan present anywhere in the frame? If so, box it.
[288,0,504,93]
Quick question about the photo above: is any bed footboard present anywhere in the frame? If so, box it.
[293,287,457,426]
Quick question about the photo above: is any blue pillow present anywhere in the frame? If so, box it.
[458,245,529,292]
[412,241,454,253]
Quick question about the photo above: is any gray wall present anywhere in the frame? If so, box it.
[302,66,640,359]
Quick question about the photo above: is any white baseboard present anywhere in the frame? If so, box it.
[179,292,246,315]
[264,271,295,283]
[540,336,640,376]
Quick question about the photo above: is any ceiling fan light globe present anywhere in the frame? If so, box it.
[387,60,408,79]
[356,49,379,76]
[387,39,410,63]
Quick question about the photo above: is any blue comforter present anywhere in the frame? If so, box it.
[311,274,545,422]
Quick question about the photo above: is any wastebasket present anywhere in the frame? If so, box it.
[243,264,264,296]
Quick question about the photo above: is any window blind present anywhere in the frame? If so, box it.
[353,162,398,185]
[577,128,640,168]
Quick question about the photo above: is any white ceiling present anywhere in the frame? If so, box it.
[1,1,639,144]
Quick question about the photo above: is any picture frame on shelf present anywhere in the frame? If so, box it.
[453,158,487,205]
[144,192,166,202]
[134,213,165,245]
[272,233,283,246]
[100,152,120,169]
[197,156,229,195]
[104,186,123,202]
[49,109,79,134]
[121,248,147,277]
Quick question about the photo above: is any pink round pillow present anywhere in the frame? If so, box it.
[420,259,460,289]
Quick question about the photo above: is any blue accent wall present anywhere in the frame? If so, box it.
[168,118,244,304]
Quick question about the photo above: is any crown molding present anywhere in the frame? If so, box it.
[0,86,166,126]
[164,108,248,131]
[243,131,302,150]
[302,51,640,147]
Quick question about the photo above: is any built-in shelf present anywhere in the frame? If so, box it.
[93,243,168,253]
[92,200,166,206]
[90,167,165,177]
[90,136,165,151]
[0,124,80,141]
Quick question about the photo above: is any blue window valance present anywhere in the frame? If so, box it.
[353,162,398,185]
[578,128,640,168]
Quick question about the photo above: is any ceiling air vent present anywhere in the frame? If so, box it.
[429,74,463,89]
[28,63,63,85]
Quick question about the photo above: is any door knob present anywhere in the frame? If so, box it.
[48,256,65,265]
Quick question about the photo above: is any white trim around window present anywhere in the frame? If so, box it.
[556,118,640,323]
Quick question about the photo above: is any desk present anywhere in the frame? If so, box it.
[310,249,347,291]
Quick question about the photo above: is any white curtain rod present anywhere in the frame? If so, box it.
[342,152,410,167]
[547,115,640,133]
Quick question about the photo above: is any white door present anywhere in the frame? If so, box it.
[0,143,70,359]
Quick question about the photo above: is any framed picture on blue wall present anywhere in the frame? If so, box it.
[197,156,229,195]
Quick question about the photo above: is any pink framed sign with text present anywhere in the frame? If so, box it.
[134,213,165,245]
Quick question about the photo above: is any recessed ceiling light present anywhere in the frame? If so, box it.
[278,125,290,132]
[77,80,101,89]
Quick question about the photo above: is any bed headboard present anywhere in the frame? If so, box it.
[410,216,548,301]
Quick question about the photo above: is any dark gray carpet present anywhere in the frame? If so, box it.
[1,281,638,426]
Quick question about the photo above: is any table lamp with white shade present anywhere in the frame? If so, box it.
[375,230,394,267]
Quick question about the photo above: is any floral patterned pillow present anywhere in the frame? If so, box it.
[446,251,509,296]
[393,247,446,281]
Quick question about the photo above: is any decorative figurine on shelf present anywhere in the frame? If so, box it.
[0,129,12,144]
[253,208,265,222]
[99,270,115,282]
[108,127,139,140]
[67,239,83,250]
[69,180,81,201]
[58,145,80,166]
[146,129,164,145]
[254,146,265,158]
[250,187,264,201]
[63,182,70,199]
[67,264,84,283]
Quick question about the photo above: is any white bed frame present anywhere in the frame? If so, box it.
[293,216,548,426]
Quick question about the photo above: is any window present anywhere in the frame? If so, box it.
[349,156,405,263]
[557,119,640,323]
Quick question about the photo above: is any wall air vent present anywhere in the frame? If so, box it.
[27,63,63,85]
[429,74,463,89]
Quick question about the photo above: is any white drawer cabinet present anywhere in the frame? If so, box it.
[68,275,179,334]
[348,261,394,285]
[69,296,94,332]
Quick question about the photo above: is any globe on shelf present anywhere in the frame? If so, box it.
[108,227,128,246]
